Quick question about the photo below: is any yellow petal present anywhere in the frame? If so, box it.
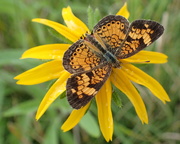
[122,51,168,64]
[62,6,90,37]
[116,2,130,19]
[14,60,64,85]
[95,78,113,142]
[121,63,170,103]
[36,71,70,120]
[32,18,79,42]
[111,68,148,124]
[61,102,90,131]
[21,44,70,60]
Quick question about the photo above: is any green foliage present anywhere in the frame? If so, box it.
[79,112,100,138]
[112,85,123,108]
[1,0,179,143]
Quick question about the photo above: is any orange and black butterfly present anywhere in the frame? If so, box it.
[63,15,164,109]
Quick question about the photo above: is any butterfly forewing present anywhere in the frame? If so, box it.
[63,39,104,74]
[93,15,129,53]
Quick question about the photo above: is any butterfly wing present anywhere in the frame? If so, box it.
[117,20,164,59]
[63,39,104,74]
[93,15,129,53]
[66,64,112,109]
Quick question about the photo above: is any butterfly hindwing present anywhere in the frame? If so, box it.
[117,20,164,59]
[66,64,112,109]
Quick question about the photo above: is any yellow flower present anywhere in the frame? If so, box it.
[14,3,170,142]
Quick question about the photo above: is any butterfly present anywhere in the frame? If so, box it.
[63,15,164,109]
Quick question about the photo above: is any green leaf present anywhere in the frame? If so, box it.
[3,100,39,117]
[43,118,59,144]
[87,6,101,31]
[0,49,22,66]
[112,85,123,108]
[79,112,100,138]
[87,6,94,31]
[0,118,6,144]
[59,130,74,144]
[94,8,101,25]
[59,90,66,99]
[0,80,5,115]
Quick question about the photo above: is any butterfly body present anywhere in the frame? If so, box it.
[85,33,121,68]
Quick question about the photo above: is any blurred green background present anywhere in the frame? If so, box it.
[0,0,180,143]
